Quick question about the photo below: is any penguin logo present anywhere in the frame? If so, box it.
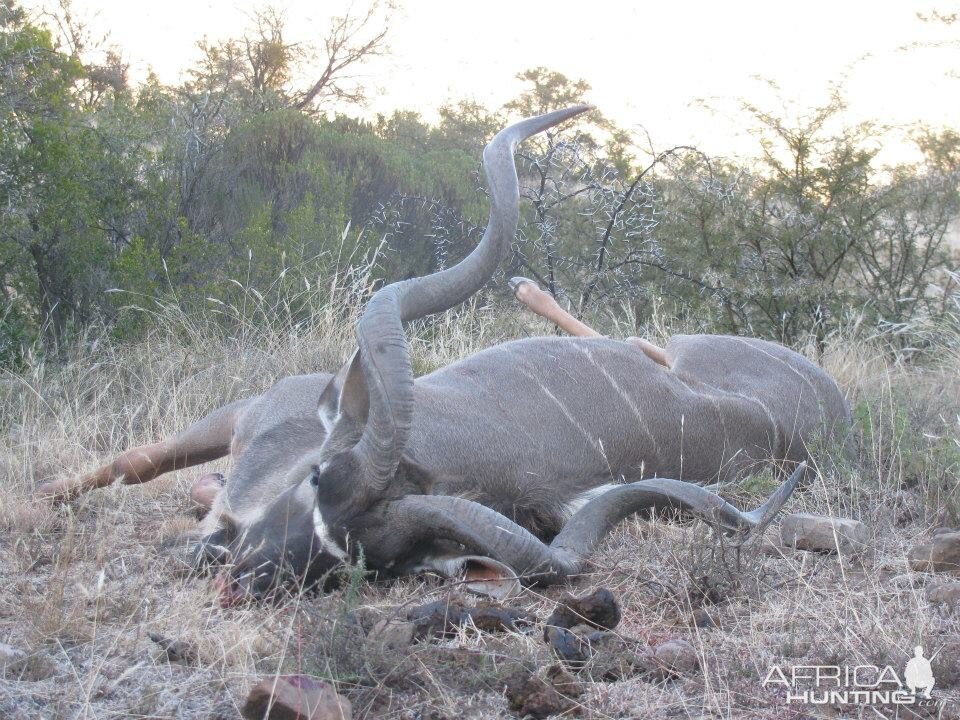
[904,646,935,699]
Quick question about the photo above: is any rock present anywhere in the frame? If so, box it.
[932,527,957,538]
[891,490,923,526]
[928,582,960,611]
[690,608,718,630]
[550,629,700,682]
[910,533,960,575]
[652,639,700,678]
[0,651,55,681]
[0,642,23,668]
[580,633,654,681]
[148,632,199,665]
[368,619,416,650]
[404,597,534,640]
[540,587,700,683]
[546,622,635,676]
[543,588,621,641]
[780,513,869,555]
[545,626,590,667]
[242,675,351,720]
[504,664,583,719]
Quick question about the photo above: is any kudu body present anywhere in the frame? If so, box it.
[40,107,850,602]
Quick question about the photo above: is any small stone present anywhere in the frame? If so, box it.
[148,632,199,665]
[545,626,590,667]
[504,664,583,719]
[368,619,415,650]
[652,639,700,678]
[690,608,718,630]
[242,675,351,720]
[927,582,960,611]
[543,588,621,642]
[909,533,960,575]
[933,527,958,538]
[780,513,869,555]
[0,642,23,666]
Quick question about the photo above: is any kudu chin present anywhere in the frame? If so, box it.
[39,106,850,604]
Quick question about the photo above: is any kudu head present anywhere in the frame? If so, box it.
[208,106,592,604]
[195,421,352,604]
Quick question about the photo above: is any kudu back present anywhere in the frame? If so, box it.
[41,106,850,603]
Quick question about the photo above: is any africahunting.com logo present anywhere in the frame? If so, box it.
[763,646,936,706]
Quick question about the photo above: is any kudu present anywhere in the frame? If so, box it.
[39,106,850,603]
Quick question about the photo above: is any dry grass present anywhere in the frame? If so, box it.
[1,281,960,719]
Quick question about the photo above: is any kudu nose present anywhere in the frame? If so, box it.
[214,572,257,608]
[189,528,233,572]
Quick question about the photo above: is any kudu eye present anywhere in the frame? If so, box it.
[308,465,322,489]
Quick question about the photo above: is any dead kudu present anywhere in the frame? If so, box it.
[38,106,850,603]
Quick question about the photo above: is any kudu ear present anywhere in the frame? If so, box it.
[459,556,522,600]
[318,349,369,432]
[417,554,521,600]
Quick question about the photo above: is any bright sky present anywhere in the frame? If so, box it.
[23,0,960,164]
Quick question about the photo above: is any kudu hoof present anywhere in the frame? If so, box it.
[189,472,225,518]
[35,479,76,503]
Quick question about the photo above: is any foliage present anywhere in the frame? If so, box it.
[652,94,959,347]
[0,0,957,367]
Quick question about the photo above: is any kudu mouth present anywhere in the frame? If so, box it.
[213,554,343,607]
[207,536,347,607]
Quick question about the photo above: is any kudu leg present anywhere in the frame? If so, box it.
[509,276,671,368]
[625,337,672,368]
[509,276,601,338]
[37,397,251,502]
